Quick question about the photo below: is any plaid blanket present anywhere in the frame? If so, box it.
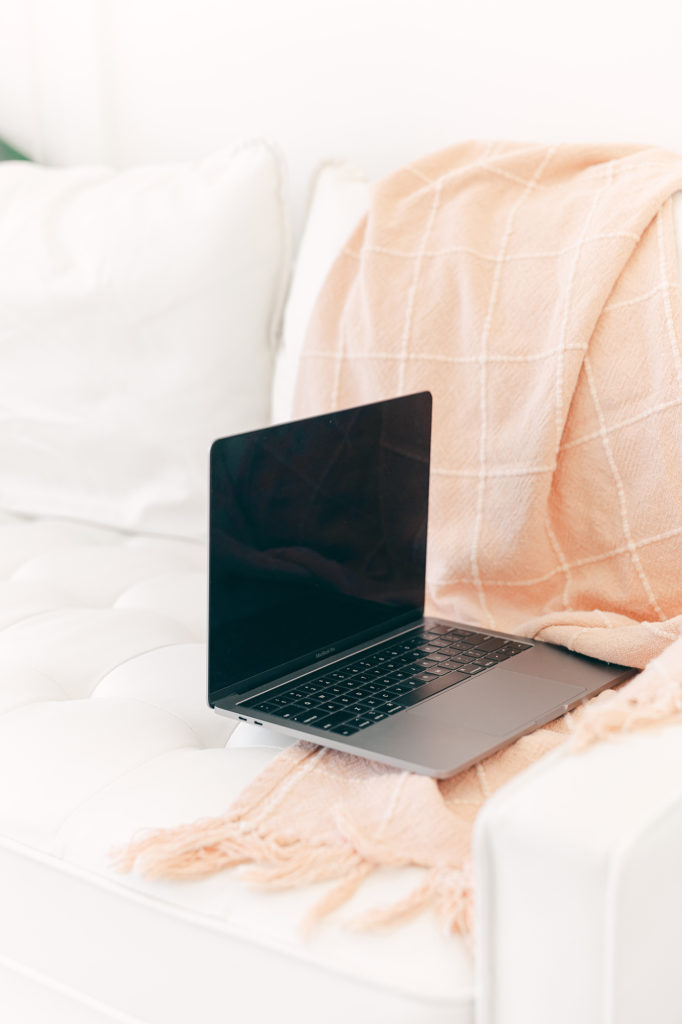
[118,142,682,937]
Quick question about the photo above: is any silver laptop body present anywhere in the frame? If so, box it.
[209,393,631,778]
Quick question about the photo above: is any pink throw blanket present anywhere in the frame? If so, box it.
[118,142,682,936]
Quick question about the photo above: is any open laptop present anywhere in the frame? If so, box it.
[209,392,631,777]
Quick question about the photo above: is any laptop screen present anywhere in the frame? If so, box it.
[208,392,431,702]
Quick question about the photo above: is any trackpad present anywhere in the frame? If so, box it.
[408,669,585,737]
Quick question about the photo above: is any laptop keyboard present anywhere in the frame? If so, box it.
[238,624,531,737]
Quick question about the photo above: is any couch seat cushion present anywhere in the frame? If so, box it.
[0,511,473,1024]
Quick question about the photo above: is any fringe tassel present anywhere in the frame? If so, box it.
[241,845,363,889]
[301,862,375,938]
[344,862,474,939]
[113,817,287,879]
[346,872,437,931]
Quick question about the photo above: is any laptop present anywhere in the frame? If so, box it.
[208,392,631,777]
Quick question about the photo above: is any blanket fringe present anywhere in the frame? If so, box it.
[345,862,475,939]
[346,872,437,932]
[240,845,364,890]
[113,818,476,942]
[113,817,288,879]
[302,862,375,938]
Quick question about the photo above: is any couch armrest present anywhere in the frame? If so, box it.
[473,721,682,1024]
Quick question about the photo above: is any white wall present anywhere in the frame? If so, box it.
[1,0,682,234]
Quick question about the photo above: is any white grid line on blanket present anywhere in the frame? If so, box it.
[587,375,663,618]
[405,165,436,186]
[304,343,589,364]
[440,149,678,192]
[559,395,682,450]
[469,145,558,628]
[396,179,444,393]
[342,231,640,264]
[427,513,682,588]
[405,154,679,190]
[330,286,350,408]
[433,463,555,478]
[421,142,553,191]
[602,279,677,312]
[582,176,665,623]
[303,353,682,457]
[550,156,609,608]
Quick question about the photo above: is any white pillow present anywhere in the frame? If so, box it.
[0,140,289,540]
[272,162,369,423]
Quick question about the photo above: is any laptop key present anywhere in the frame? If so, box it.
[460,663,486,674]
[283,689,307,702]
[381,682,411,698]
[248,701,279,715]
[286,705,319,723]
[401,670,469,707]
[319,711,354,731]
[472,638,506,653]
[318,700,344,713]
[301,711,328,725]
[358,696,386,709]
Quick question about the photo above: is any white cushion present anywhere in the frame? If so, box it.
[272,162,369,423]
[0,510,473,1023]
[0,141,289,539]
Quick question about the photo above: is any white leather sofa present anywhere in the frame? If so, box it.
[1,3,682,1022]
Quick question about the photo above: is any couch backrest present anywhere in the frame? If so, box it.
[0,0,680,235]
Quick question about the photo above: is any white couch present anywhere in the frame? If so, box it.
[1,3,682,1022]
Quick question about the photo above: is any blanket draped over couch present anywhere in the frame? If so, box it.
[118,142,682,938]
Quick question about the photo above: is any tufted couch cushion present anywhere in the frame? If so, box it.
[0,509,473,1024]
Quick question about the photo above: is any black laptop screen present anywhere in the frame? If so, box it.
[208,393,431,701]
